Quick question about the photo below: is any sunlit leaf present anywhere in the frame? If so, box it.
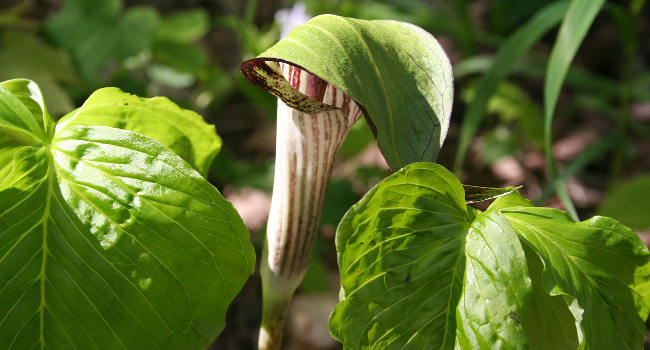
[57,87,221,176]
[496,196,649,349]
[0,80,254,349]
[331,164,649,349]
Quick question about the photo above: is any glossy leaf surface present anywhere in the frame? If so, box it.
[0,80,255,349]
[330,163,468,348]
[456,210,531,349]
[241,15,453,169]
[330,163,650,349]
[58,87,221,176]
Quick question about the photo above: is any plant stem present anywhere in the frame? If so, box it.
[258,63,361,350]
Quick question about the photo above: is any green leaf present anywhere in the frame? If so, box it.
[500,207,649,349]
[0,83,254,348]
[241,14,453,169]
[45,0,159,80]
[463,184,521,204]
[520,245,579,350]
[0,79,48,144]
[0,134,22,178]
[598,174,650,231]
[331,166,650,349]
[331,163,533,349]
[455,210,531,349]
[330,163,468,348]
[156,9,210,43]
[57,87,221,176]
[453,1,569,172]
[543,0,605,221]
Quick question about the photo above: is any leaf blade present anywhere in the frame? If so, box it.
[0,120,254,349]
[242,15,453,169]
[57,87,221,176]
[501,207,649,349]
[456,210,531,349]
[330,162,468,349]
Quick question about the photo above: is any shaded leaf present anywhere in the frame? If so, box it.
[521,245,579,350]
[241,14,453,169]
[57,87,221,176]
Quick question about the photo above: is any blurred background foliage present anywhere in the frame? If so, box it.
[1,0,649,348]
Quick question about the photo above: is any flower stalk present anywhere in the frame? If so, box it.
[258,62,362,350]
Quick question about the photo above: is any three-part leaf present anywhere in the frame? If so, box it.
[241,14,453,169]
[330,162,650,349]
[0,80,255,349]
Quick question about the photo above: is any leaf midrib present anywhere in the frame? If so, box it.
[38,151,55,350]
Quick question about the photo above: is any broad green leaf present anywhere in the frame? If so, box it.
[489,191,533,211]
[455,210,531,349]
[0,83,254,349]
[501,207,649,349]
[543,0,605,221]
[241,14,453,169]
[331,166,650,349]
[495,193,580,349]
[453,1,568,172]
[330,163,468,348]
[45,0,159,80]
[598,174,650,231]
[0,79,47,144]
[57,87,221,176]
[331,163,532,349]
[463,184,521,204]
